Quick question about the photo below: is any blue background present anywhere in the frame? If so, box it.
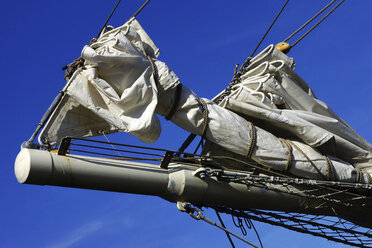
[1,1,372,247]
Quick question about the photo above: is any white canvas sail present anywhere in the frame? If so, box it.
[39,19,372,183]
[39,18,162,144]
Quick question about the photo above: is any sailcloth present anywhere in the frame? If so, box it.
[39,18,161,144]
[39,19,372,183]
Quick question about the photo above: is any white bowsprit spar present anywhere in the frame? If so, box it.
[14,1,372,247]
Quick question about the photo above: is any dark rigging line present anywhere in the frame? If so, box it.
[247,219,264,248]
[250,0,290,57]
[290,0,345,48]
[131,0,151,19]
[215,210,236,248]
[283,0,336,42]
[96,0,122,39]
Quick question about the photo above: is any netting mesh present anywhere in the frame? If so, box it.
[56,137,372,247]
[214,207,372,248]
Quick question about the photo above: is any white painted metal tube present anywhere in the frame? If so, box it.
[15,148,335,215]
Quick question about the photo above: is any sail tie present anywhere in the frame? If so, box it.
[165,84,182,120]
[324,155,336,181]
[279,138,292,171]
[247,122,257,159]
[286,140,327,180]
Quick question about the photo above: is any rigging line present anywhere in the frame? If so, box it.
[187,206,260,248]
[103,132,124,157]
[131,0,151,19]
[215,208,372,248]
[96,0,122,39]
[215,210,236,248]
[290,0,345,48]
[247,218,264,248]
[250,0,290,58]
[283,0,336,42]
[71,142,164,158]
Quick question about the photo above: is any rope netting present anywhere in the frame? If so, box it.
[55,137,372,247]
[213,207,372,248]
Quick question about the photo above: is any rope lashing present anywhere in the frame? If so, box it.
[355,168,362,184]
[247,122,257,159]
[365,172,372,184]
[286,140,327,180]
[165,84,183,120]
[324,155,336,181]
[199,98,209,139]
[279,138,293,171]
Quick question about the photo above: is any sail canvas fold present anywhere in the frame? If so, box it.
[39,18,161,145]
[39,18,372,182]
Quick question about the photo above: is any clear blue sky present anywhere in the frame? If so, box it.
[1,0,372,247]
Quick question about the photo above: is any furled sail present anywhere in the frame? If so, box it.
[39,18,161,144]
[39,18,372,183]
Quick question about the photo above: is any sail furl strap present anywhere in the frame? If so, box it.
[287,140,327,180]
[355,168,362,184]
[324,155,336,181]
[146,55,159,85]
[279,138,292,171]
[247,122,256,159]
[165,84,182,120]
[365,172,372,184]
[199,98,209,139]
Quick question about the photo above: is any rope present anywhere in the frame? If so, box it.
[146,54,159,84]
[290,0,345,49]
[96,0,122,39]
[63,0,122,79]
[286,140,327,180]
[250,0,290,57]
[247,122,256,159]
[279,138,292,171]
[339,118,372,153]
[199,98,209,139]
[131,0,151,19]
[324,155,336,181]
[165,84,183,120]
[102,132,125,157]
[355,168,362,184]
[189,98,210,155]
[177,0,290,150]
[182,204,260,248]
[215,210,236,248]
[62,57,85,81]
[283,0,337,42]
[365,172,372,184]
